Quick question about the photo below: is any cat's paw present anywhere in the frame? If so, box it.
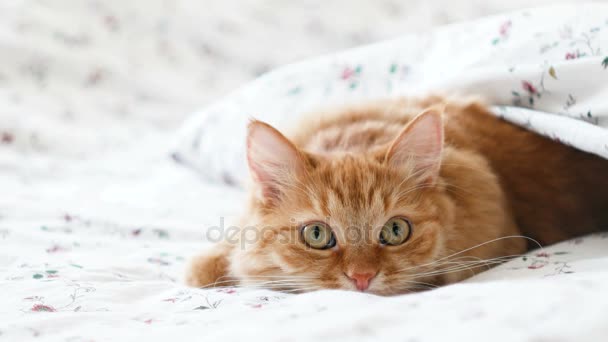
[186,243,236,288]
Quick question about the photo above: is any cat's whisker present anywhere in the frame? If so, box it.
[425,259,484,277]
[407,255,523,280]
[199,279,240,289]
[247,278,317,285]
[235,275,316,279]
[409,262,500,279]
[415,254,519,274]
[398,279,439,289]
[388,253,524,284]
[436,235,543,263]
[196,277,312,290]
[429,255,516,270]
[239,277,321,291]
[394,235,542,275]
[391,282,437,293]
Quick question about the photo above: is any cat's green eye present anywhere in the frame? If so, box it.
[301,222,336,249]
[380,217,412,246]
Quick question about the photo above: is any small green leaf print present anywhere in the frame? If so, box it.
[491,38,500,45]
[147,257,170,266]
[153,229,169,239]
[602,57,608,69]
[45,270,58,274]
[548,66,558,79]
[287,86,301,95]
[70,264,83,269]
[354,65,362,74]
[33,273,44,279]
[389,63,397,74]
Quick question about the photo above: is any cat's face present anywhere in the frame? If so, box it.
[232,109,455,295]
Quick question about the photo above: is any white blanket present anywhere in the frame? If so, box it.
[2,2,608,341]
[174,4,608,186]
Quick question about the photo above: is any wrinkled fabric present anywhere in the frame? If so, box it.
[2,2,608,341]
[175,4,608,186]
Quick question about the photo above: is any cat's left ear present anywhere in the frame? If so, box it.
[386,107,444,184]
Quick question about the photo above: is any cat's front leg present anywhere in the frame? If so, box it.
[186,242,237,288]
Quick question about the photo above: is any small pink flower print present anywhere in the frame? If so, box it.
[104,15,119,31]
[143,318,154,324]
[162,298,177,303]
[131,228,142,236]
[528,262,545,270]
[499,20,512,37]
[31,304,56,312]
[521,81,537,94]
[341,67,354,80]
[250,304,263,309]
[46,245,68,253]
[535,252,550,258]
[218,289,236,294]
[1,132,14,144]
[565,52,577,60]
[340,65,362,81]
[86,68,105,86]
[63,213,72,222]
[147,257,169,266]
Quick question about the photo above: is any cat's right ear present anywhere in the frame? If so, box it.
[246,120,305,204]
[385,107,444,184]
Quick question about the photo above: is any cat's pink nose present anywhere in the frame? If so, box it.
[346,272,377,291]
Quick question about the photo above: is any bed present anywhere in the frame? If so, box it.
[2,2,608,341]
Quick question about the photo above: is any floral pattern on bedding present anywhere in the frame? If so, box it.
[173,5,608,186]
[2,2,608,341]
[3,218,608,340]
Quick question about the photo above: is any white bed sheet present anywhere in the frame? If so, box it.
[2,1,608,341]
[2,141,608,341]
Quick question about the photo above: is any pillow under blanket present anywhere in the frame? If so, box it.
[173,4,608,187]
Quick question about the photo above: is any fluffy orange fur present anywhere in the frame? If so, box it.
[187,96,608,295]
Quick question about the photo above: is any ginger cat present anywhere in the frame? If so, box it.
[187,96,608,295]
